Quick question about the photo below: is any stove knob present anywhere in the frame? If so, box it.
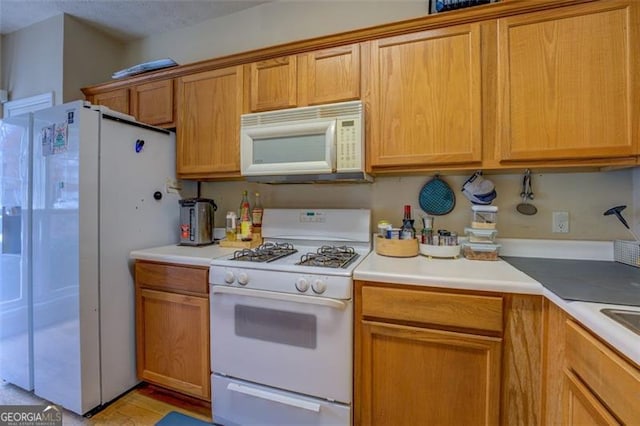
[224,271,235,284]
[237,272,249,286]
[312,279,327,294]
[295,278,309,292]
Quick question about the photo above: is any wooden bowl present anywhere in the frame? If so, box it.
[375,236,419,257]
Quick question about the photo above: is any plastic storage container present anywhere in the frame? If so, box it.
[462,242,501,260]
[464,227,498,244]
[471,205,498,229]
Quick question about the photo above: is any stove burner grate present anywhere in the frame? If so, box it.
[297,245,360,269]
[231,242,297,263]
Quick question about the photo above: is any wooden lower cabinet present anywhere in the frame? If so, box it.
[359,321,501,425]
[135,261,211,401]
[563,320,640,425]
[542,301,640,425]
[355,282,505,425]
[563,369,620,426]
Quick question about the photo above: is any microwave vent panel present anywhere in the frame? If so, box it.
[241,100,363,127]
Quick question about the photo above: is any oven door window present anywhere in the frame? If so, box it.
[235,304,316,349]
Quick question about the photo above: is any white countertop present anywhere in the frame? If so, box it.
[129,243,235,267]
[355,244,640,367]
[129,239,639,366]
[354,253,542,294]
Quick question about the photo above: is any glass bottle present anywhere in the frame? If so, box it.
[239,190,253,241]
[225,211,237,241]
[251,192,263,237]
[400,205,416,240]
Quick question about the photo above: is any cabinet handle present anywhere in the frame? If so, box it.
[227,382,321,412]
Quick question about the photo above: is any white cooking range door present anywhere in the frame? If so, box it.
[211,286,352,404]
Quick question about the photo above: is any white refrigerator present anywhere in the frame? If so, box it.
[0,101,181,414]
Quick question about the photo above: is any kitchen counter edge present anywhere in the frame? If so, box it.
[129,244,235,267]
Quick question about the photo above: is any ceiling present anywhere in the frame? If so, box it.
[0,0,270,42]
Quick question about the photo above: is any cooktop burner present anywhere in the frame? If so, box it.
[297,245,360,269]
[231,242,297,263]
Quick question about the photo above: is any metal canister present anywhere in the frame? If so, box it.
[386,228,401,239]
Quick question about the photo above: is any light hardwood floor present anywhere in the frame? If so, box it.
[0,381,211,425]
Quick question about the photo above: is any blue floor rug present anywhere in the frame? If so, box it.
[156,411,214,426]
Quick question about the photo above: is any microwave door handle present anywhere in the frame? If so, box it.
[227,382,321,412]
[211,286,348,310]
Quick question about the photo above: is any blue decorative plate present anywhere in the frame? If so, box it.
[419,175,456,215]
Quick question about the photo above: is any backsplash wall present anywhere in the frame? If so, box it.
[198,169,634,241]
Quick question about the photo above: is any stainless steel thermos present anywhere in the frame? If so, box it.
[179,198,217,246]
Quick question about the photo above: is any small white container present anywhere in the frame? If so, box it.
[464,227,498,244]
[471,205,498,229]
[419,243,460,259]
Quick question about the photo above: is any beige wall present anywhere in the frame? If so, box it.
[1,15,64,104]
[0,14,124,106]
[62,15,125,102]
[124,0,426,66]
[198,170,634,241]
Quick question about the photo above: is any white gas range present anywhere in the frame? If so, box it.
[209,208,371,426]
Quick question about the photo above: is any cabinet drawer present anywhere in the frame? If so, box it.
[566,320,640,424]
[135,261,208,295]
[361,286,503,333]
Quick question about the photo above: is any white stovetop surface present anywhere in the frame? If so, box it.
[130,238,639,366]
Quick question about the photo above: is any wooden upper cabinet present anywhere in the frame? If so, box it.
[92,88,130,115]
[497,0,639,162]
[366,24,483,169]
[249,56,298,112]
[131,79,175,127]
[248,44,361,112]
[176,66,244,178]
[300,44,360,106]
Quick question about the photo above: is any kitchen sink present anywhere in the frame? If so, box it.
[601,308,640,335]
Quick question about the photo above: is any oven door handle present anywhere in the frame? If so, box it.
[211,286,348,310]
[227,382,321,412]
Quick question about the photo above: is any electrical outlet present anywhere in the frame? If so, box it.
[552,211,569,233]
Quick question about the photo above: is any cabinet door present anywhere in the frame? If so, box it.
[301,44,360,106]
[136,288,210,400]
[565,320,640,424]
[176,66,243,177]
[497,1,639,161]
[563,370,621,426]
[249,56,297,112]
[367,24,482,169]
[93,88,130,114]
[131,79,175,127]
[357,321,501,426]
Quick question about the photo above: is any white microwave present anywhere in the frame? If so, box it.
[240,101,367,182]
